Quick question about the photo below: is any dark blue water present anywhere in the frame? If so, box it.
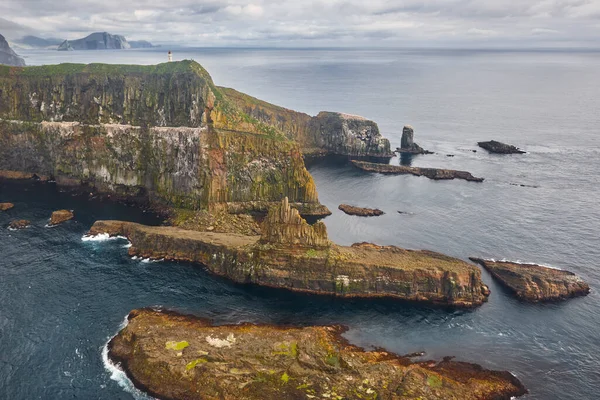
[2,48,600,399]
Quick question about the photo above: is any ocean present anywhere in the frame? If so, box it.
[1,47,599,399]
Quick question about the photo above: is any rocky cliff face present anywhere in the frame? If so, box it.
[220,87,392,158]
[108,308,527,400]
[58,32,130,51]
[0,61,328,214]
[0,34,25,67]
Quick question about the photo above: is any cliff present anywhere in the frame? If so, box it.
[87,198,491,308]
[108,308,527,400]
[0,34,25,66]
[0,61,329,215]
[58,32,130,51]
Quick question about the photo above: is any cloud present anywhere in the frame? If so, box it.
[0,0,598,46]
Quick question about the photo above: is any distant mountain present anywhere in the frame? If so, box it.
[129,40,155,49]
[0,33,25,66]
[57,32,153,51]
[18,35,63,49]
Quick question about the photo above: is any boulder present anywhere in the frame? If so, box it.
[108,308,527,400]
[9,219,30,229]
[49,210,74,226]
[477,141,525,154]
[0,202,14,211]
[338,204,384,217]
[470,258,590,302]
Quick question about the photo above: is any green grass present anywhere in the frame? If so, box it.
[165,340,189,351]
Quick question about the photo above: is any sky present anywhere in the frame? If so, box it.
[1,0,600,47]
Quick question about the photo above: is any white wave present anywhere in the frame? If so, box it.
[45,223,59,228]
[101,315,156,400]
[123,242,133,249]
[493,258,562,270]
[81,233,128,242]
[140,258,164,263]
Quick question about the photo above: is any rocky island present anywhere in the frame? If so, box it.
[469,258,590,302]
[0,33,25,66]
[88,198,490,307]
[9,219,30,229]
[108,308,527,400]
[0,202,14,211]
[57,32,153,51]
[477,141,525,154]
[352,161,484,182]
[338,204,384,216]
[49,209,74,226]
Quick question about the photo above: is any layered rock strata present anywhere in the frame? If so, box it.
[397,125,432,154]
[88,198,490,307]
[338,204,384,217]
[108,308,527,400]
[477,141,525,154]
[352,161,484,182]
[470,258,590,302]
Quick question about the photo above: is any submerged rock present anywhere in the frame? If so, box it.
[470,258,590,302]
[49,210,74,226]
[108,308,527,400]
[88,198,490,307]
[352,161,484,182]
[9,219,30,229]
[338,204,384,217]
[477,141,525,154]
[0,202,14,211]
[397,125,432,155]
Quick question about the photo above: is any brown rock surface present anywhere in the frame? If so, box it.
[50,210,74,226]
[352,161,484,182]
[339,204,385,217]
[0,202,14,211]
[108,308,527,400]
[9,219,30,229]
[470,258,590,302]
[87,198,490,308]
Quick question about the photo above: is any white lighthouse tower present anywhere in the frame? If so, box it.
[168,50,173,62]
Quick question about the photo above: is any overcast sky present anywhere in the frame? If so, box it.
[1,0,600,47]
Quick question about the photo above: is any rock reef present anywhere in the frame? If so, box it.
[397,125,432,155]
[108,308,527,400]
[477,141,525,154]
[88,198,490,307]
[49,210,74,226]
[469,258,590,302]
[9,219,30,229]
[0,34,25,67]
[0,202,14,211]
[352,161,484,182]
[338,204,384,217]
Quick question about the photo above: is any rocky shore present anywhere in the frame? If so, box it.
[477,141,525,154]
[352,161,484,182]
[469,258,590,302]
[108,308,527,400]
[88,198,490,307]
[338,204,384,217]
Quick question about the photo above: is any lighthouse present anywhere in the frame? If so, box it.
[168,51,172,62]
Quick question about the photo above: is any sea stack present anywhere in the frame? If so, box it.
[397,125,431,154]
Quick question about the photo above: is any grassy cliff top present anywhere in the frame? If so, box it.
[0,59,214,82]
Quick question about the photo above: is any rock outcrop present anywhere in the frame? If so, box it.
[469,258,590,302]
[397,125,432,154]
[352,161,484,182]
[108,308,527,400]
[0,34,25,66]
[49,209,74,226]
[9,219,30,229]
[477,141,525,154]
[58,32,131,51]
[0,61,329,216]
[87,198,490,307]
[0,202,14,211]
[338,204,384,217]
